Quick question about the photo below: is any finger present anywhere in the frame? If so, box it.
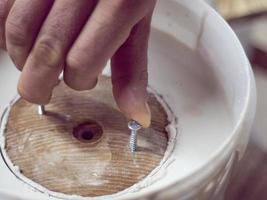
[18,0,96,104]
[111,13,153,128]
[0,0,15,49]
[5,0,53,69]
[65,0,156,90]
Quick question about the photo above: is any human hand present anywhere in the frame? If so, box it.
[0,0,156,127]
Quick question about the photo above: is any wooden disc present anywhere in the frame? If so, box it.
[4,76,169,197]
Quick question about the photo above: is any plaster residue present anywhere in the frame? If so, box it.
[0,88,178,200]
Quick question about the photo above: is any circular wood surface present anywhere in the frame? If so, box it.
[4,76,169,197]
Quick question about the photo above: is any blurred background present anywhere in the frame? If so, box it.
[207,0,267,199]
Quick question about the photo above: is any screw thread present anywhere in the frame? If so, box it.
[128,120,141,153]
[129,131,137,152]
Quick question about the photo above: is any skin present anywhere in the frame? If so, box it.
[0,0,156,127]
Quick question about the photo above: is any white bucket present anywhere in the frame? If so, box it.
[0,0,256,200]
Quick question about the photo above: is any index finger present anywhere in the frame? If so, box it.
[18,0,96,104]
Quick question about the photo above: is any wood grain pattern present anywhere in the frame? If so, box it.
[4,76,169,197]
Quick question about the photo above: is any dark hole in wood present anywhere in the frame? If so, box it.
[81,130,94,141]
[73,121,103,143]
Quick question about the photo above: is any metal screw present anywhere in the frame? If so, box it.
[128,120,142,153]
[38,105,45,115]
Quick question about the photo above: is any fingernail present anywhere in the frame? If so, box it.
[131,101,151,128]
[114,85,151,128]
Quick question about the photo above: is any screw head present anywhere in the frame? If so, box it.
[128,120,142,131]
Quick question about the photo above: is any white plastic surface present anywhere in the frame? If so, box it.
[0,0,255,199]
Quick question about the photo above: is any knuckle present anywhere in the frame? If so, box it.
[111,0,131,10]
[91,14,107,27]
[107,0,154,16]
[99,1,139,24]
[33,37,62,68]
[110,0,141,10]
[113,69,148,86]
[6,20,28,47]
[67,53,88,72]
